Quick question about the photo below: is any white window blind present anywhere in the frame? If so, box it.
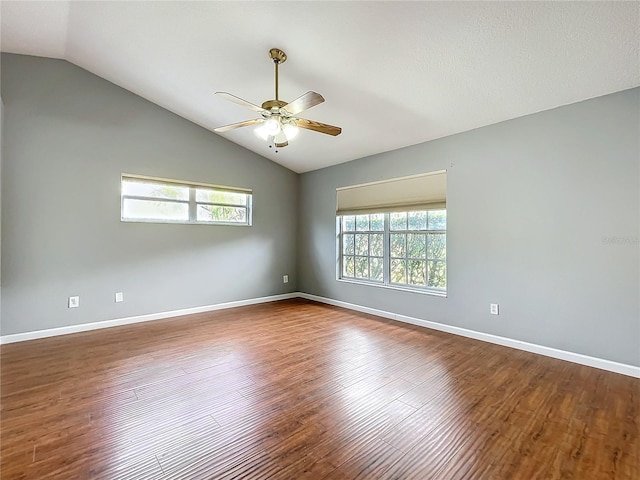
[336,170,446,216]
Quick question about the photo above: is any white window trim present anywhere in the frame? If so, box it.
[121,174,252,226]
[337,277,448,297]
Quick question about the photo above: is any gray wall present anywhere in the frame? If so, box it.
[299,88,640,366]
[0,97,4,328]
[1,53,298,336]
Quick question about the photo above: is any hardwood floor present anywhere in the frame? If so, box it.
[1,299,638,479]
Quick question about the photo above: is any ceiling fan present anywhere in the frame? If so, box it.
[214,48,342,152]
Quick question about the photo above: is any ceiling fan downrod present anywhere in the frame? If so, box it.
[269,48,286,102]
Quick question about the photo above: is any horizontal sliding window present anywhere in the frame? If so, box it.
[121,175,252,225]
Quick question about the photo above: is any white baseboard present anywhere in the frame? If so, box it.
[2,291,638,379]
[0,293,298,345]
[298,292,640,379]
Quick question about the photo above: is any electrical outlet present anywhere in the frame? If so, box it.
[68,296,80,308]
[115,292,124,303]
[490,303,499,315]
[283,275,289,284]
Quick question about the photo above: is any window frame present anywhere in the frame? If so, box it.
[121,174,252,226]
[337,209,447,296]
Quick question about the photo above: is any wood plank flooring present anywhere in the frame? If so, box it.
[1,299,638,479]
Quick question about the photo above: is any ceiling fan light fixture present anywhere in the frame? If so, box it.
[264,117,281,136]
[283,123,298,140]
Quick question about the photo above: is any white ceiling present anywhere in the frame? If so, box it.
[1,1,639,173]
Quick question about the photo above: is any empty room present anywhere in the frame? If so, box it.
[1,1,638,479]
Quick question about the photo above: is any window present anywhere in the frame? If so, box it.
[121,175,252,225]
[339,209,446,293]
[336,170,447,294]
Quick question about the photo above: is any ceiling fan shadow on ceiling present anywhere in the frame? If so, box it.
[214,48,342,153]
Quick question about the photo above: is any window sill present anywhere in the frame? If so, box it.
[336,278,447,298]
[121,218,251,226]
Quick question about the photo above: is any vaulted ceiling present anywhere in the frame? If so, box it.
[2,1,638,173]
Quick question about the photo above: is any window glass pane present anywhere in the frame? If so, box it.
[343,216,356,232]
[370,234,383,256]
[391,259,407,284]
[370,258,383,281]
[408,211,427,230]
[197,205,247,223]
[355,256,369,279]
[370,214,384,231]
[408,260,426,286]
[343,234,355,255]
[390,233,406,258]
[343,256,355,277]
[123,198,189,221]
[428,210,446,230]
[356,215,370,231]
[390,212,407,231]
[122,180,189,200]
[427,233,446,259]
[407,234,426,258]
[355,234,369,256]
[196,188,247,205]
[427,261,447,288]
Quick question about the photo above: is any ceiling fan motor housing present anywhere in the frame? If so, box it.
[261,99,287,111]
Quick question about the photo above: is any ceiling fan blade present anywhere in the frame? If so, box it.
[281,91,325,116]
[274,131,289,148]
[214,118,263,133]
[294,118,342,136]
[216,92,266,113]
